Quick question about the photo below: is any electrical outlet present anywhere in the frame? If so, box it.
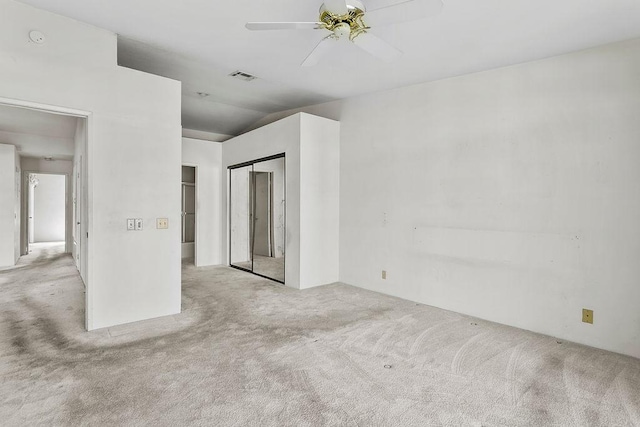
[127,219,135,231]
[135,218,143,230]
[382,270,387,280]
[582,309,594,324]
[156,218,169,229]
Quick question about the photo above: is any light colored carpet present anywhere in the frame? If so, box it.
[1,243,639,426]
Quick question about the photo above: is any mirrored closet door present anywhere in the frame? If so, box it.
[229,154,285,284]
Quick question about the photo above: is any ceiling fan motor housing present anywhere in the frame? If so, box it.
[320,0,368,40]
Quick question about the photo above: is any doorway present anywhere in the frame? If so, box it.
[0,97,90,329]
[181,165,196,261]
[25,172,67,253]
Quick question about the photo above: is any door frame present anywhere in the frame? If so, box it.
[0,96,93,330]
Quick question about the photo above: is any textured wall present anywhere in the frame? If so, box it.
[249,39,640,358]
[1,0,182,330]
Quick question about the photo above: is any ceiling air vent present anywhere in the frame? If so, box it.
[229,71,257,82]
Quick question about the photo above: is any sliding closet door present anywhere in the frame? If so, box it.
[228,154,285,284]
[229,165,252,272]
[251,157,285,282]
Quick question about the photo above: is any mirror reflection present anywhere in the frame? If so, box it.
[229,155,285,283]
[251,157,285,282]
[230,165,252,269]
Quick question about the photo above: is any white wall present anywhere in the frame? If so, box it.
[223,113,340,289]
[32,173,66,242]
[251,38,640,358]
[299,114,340,288]
[182,138,223,266]
[0,143,18,267]
[0,0,182,330]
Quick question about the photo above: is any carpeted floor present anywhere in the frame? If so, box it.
[1,243,639,426]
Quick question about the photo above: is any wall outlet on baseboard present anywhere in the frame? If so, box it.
[382,270,387,280]
[582,309,594,324]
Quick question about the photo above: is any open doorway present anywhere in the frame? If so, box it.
[0,98,90,329]
[181,165,196,263]
[25,172,67,254]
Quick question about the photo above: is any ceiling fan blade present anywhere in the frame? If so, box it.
[353,32,402,62]
[323,0,349,15]
[246,22,325,31]
[364,0,443,27]
[302,36,338,67]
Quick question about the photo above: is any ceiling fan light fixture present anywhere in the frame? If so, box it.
[320,0,369,41]
[332,22,352,38]
[244,0,443,65]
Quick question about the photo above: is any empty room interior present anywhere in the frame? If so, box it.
[1,0,639,425]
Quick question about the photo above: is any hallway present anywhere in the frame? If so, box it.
[1,245,640,426]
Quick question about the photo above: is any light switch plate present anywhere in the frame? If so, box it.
[156,218,169,229]
[135,218,143,230]
[127,219,135,231]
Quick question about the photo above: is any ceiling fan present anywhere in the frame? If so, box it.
[246,0,443,66]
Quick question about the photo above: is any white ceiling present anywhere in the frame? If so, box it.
[0,104,78,159]
[117,37,335,136]
[0,104,77,138]
[14,0,640,136]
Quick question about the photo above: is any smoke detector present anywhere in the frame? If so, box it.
[29,30,46,44]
